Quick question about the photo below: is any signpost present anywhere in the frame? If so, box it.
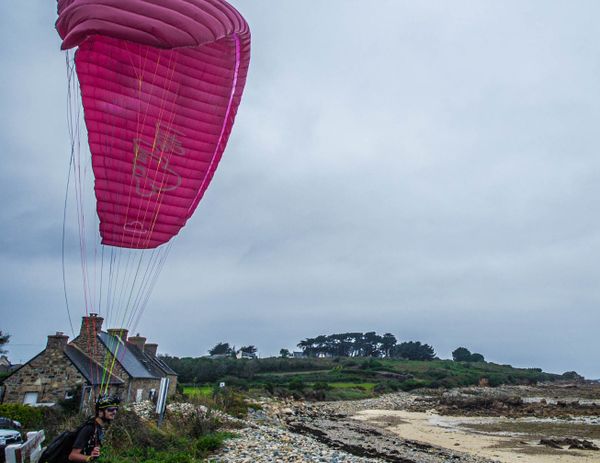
[156,377,170,427]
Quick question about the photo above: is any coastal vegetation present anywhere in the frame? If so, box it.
[159,331,575,402]
[0,399,242,463]
[164,355,567,402]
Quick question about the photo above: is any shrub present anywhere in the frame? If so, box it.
[288,378,305,391]
[0,404,43,428]
[212,388,252,418]
[102,408,235,462]
[360,359,383,370]
[195,432,236,456]
[105,408,156,451]
[398,379,430,391]
[313,382,331,391]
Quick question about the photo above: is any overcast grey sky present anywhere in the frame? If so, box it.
[2,1,599,378]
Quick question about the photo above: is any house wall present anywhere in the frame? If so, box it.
[127,378,162,403]
[167,374,177,397]
[2,350,85,405]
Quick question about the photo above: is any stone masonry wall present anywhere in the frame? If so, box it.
[2,350,85,405]
[71,336,129,384]
[127,378,162,403]
[167,374,177,397]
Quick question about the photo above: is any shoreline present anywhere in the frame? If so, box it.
[213,385,600,462]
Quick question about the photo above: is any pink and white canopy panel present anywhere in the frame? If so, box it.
[56,0,251,248]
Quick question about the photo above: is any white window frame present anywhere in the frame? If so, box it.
[23,392,38,405]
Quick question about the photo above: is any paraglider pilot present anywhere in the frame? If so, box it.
[68,395,119,462]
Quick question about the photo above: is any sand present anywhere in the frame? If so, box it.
[352,409,600,463]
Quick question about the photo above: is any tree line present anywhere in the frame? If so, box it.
[203,333,486,364]
[294,332,437,361]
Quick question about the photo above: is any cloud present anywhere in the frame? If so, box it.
[2,1,599,378]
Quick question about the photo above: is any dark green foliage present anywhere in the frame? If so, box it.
[57,389,81,414]
[195,432,236,453]
[279,349,291,358]
[562,371,584,381]
[168,355,564,402]
[211,388,255,418]
[208,342,234,356]
[160,355,340,384]
[0,330,9,354]
[264,382,275,394]
[452,347,486,363]
[288,378,305,391]
[297,332,393,358]
[359,359,383,370]
[374,381,400,394]
[102,406,234,462]
[0,403,44,428]
[313,381,332,391]
[391,341,436,361]
[452,347,473,362]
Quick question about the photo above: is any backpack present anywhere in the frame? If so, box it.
[39,419,95,463]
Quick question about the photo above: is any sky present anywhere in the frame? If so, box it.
[1,1,600,379]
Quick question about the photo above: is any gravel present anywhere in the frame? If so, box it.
[211,394,500,463]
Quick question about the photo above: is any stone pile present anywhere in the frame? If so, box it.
[216,422,384,463]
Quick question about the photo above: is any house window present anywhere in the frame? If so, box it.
[149,389,157,401]
[135,389,143,403]
[23,392,38,405]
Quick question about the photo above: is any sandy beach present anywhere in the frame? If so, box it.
[353,409,599,463]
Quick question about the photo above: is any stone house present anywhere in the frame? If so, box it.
[1,314,177,410]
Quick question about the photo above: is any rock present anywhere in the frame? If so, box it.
[539,438,563,449]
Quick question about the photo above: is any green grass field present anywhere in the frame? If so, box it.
[183,385,213,397]
[328,382,376,391]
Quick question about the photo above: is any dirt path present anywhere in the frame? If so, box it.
[353,409,599,463]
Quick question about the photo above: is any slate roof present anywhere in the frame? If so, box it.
[152,356,177,376]
[118,340,177,377]
[97,331,159,379]
[64,344,123,386]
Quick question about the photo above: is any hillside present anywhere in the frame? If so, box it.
[162,356,570,401]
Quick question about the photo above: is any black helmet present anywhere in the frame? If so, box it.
[95,394,121,414]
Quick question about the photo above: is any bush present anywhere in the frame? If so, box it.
[195,432,236,455]
[360,359,382,370]
[0,404,43,428]
[102,406,235,462]
[398,379,431,391]
[105,408,156,451]
[212,388,253,418]
[313,382,331,391]
[288,378,305,391]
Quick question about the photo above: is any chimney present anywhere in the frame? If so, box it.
[145,343,158,357]
[80,313,103,337]
[128,334,146,352]
[107,328,129,342]
[47,332,69,351]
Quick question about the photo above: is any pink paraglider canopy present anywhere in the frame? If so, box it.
[56,0,250,248]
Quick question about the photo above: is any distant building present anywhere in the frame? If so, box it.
[293,351,306,358]
[236,350,257,360]
[0,314,177,411]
